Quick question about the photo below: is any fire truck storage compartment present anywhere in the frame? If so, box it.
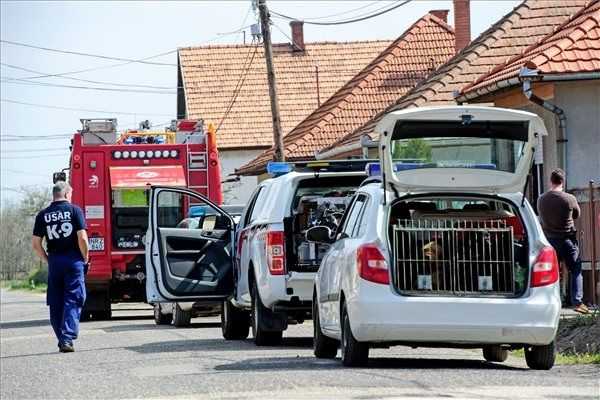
[286,175,365,272]
[388,196,529,298]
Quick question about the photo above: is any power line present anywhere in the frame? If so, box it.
[1,27,251,82]
[1,153,67,159]
[1,63,179,90]
[1,98,173,117]
[216,40,259,133]
[1,147,67,153]
[270,0,412,26]
[1,168,49,178]
[0,39,177,66]
[7,50,178,81]
[285,1,385,21]
[1,77,176,94]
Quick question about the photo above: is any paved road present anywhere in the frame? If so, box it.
[1,289,598,400]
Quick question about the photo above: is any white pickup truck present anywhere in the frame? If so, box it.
[145,161,367,345]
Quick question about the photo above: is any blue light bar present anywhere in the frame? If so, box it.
[266,161,293,176]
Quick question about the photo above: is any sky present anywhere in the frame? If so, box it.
[0,0,521,203]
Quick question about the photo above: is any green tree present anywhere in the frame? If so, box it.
[392,138,432,161]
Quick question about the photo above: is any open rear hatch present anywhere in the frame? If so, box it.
[375,106,547,194]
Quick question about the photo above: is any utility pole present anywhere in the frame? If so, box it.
[258,0,285,161]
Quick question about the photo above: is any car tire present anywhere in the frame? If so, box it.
[221,299,250,340]
[172,303,192,327]
[251,281,282,346]
[482,345,508,362]
[525,341,556,370]
[340,303,368,367]
[313,293,338,359]
[153,304,172,325]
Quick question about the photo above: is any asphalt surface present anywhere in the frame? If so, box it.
[1,289,599,400]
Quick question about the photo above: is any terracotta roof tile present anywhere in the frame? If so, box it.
[319,0,589,156]
[178,40,392,149]
[462,1,600,97]
[236,13,456,175]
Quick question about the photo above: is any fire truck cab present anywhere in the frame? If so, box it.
[60,118,222,320]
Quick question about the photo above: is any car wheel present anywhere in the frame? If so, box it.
[525,341,556,370]
[172,303,192,327]
[153,304,172,325]
[340,302,368,367]
[221,299,250,340]
[482,345,508,362]
[313,293,339,359]
[251,281,282,346]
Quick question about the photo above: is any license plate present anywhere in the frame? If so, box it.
[89,237,105,251]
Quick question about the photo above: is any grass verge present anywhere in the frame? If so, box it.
[511,348,600,365]
[1,280,47,293]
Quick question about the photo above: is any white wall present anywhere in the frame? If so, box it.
[554,81,600,190]
[219,148,264,205]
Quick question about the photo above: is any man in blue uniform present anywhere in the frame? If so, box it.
[32,181,89,352]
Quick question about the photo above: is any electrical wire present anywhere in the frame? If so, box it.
[215,40,259,133]
[270,0,412,26]
[295,1,382,21]
[1,147,68,153]
[1,153,67,159]
[1,168,49,178]
[1,99,174,117]
[1,63,179,90]
[0,39,177,66]
[1,77,176,94]
[1,27,252,82]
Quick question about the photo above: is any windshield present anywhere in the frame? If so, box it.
[389,119,529,173]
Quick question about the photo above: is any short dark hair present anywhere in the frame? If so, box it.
[550,168,565,185]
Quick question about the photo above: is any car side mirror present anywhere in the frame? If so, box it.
[306,226,333,243]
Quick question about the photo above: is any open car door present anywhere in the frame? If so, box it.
[146,186,235,303]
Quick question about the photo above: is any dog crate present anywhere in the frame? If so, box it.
[391,219,519,297]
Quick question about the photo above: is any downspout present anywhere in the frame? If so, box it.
[520,68,568,172]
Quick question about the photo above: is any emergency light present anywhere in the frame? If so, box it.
[111,149,180,160]
[266,162,293,176]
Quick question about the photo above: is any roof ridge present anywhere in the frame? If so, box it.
[178,39,395,52]
[464,1,598,92]
[316,0,537,156]
[269,13,449,149]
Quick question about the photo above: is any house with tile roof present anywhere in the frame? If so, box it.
[177,24,392,203]
[456,0,599,295]
[315,0,589,161]
[236,10,456,175]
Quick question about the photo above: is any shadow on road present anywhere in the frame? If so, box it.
[126,335,313,354]
[0,319,49,329]
[213,356,525,372]
[100,321,220,333]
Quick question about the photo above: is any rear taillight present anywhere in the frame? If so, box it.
[357,243,389,285]
[266,231,285,275]
[531,246,559,287]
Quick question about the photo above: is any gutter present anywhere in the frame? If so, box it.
[519,67,569,171]
[456,71,600,103]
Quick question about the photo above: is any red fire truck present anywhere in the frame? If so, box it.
[54,118,223,320]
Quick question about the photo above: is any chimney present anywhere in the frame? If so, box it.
[290,20,305,52]
[453,0,471,53]
[429,9,448,23]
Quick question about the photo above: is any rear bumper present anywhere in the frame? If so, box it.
[346,280,561,346]
[259,271,315,309]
